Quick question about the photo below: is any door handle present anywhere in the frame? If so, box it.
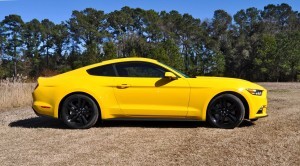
[117,84,130,89]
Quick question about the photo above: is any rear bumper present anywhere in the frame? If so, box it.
[32,101,55,117]
[32,89,56,118]
[32,106,42,117]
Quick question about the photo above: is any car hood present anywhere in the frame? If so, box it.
[187,76,265,90]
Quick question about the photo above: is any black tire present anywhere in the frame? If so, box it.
[207,94,245,129]
[250,118,258,122]
[61,94,99,129]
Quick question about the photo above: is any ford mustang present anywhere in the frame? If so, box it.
[32,58,267,129]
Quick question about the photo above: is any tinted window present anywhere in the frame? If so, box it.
[87,64,116,76]
[115,62,167,77]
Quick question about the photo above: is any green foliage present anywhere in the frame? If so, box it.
[41,19,55,67]
[254,34,278,81]
[103,42,117,60]
[276,32,300,81]
[2,14,24,78]
[0,63,9,78]
[0,4,300,81]
[154,39,184,71]
[81,43,101,66]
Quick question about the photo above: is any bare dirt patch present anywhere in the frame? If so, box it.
[0,83,299,165]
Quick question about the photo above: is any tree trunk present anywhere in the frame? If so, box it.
[13,45,17,81]
[46,47,49,68]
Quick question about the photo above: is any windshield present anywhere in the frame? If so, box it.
[160,62,190,78]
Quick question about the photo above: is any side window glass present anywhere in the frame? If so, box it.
[87,65,116,76]
[115,62,167,77]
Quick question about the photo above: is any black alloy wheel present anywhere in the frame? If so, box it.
[61,94,99,129]
[207,94,245,129]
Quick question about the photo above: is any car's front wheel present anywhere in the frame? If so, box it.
[61,94,99,129]
[207,94,245,129]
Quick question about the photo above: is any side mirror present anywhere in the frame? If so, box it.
[164,72,177,80]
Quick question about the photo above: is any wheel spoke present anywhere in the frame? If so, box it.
[83,110,91,116]
[211,108,219,115]
[228,110,236,116]
[213,114,221,122]
[81,99,86,108]
[69,114,79,122]
[68,98,91,124]
[228,103,236,111]
[227,114,237,123]
[77,97,81,108]
[68,102,77,110]
[221,100,227,108]
[217,116,225,123]
[215,103,221,109]
[80,115,88,124]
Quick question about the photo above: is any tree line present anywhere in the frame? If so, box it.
[0,3,300,81]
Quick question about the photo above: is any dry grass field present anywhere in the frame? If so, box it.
[0,81,36,110]
[0,83,299,165]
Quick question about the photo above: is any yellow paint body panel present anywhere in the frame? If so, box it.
[32,57,267,121]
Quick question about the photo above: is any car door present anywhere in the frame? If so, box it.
[86,64,123,117]
[113,61,190,118]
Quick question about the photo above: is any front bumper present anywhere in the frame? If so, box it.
[248,90,268,120]
[252,105,268,119]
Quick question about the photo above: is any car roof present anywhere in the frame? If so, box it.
[103,57,157,64]
[83,57,159,69]
[58,57,186,78]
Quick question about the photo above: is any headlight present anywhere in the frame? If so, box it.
[247,89,263,96]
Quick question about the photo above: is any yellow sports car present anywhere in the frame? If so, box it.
[32,58,267,129]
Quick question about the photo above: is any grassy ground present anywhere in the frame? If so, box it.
[0,83,299,165]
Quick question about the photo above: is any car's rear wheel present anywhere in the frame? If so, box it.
[61,94,99,129]
[207,94,245,129]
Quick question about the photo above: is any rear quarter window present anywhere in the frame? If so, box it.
[86,65,116,76]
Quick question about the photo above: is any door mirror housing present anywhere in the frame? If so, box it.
[164,72,177,80]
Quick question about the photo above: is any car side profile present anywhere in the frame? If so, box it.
[32,57,268,129]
